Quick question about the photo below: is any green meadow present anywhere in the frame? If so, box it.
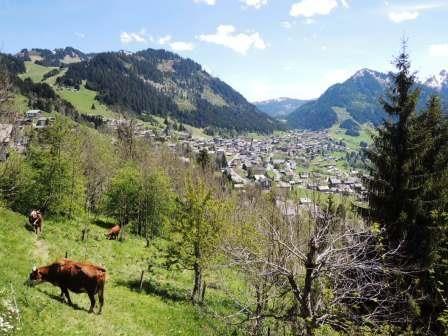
[0,208,242,336]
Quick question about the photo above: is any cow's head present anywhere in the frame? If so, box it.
[27,266,44,286]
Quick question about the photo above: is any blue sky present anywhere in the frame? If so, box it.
[1,0,447,101]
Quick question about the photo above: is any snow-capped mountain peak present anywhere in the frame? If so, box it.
[351,68,389,85]
[424,70,448,91]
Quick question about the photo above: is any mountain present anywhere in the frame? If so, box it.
[424,70,448,96]
[7,48,280,133]
[16,47,89,66]
[287,68,448,130]
[54,49,279,133]
[254,97,310,118]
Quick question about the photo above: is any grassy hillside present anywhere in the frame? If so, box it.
[17,61,117,119]
[56,84,118,119]
[329,107,373,150]
[0,208,237,335]
[18,61,57,83]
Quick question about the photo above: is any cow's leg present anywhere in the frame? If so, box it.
[98,285,104,314]
[87,292,95,313]
[61,288,72,306]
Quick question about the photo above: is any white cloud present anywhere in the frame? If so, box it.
[304,18,315,24]
[388,10,419,23]
[158,35,194,52]
[290,0,338,17]
[158,35,172,45]
[197,25,267,55]
[120,29,153,44]
[120,31,147,44]
[281,21,294,29]
[170,41,195,52]
[75,32,85,39]
[387,3,447,23]
[429,44,448,57]
[194,0,216,5]
[241,0,268,9]
[340,0,349,8]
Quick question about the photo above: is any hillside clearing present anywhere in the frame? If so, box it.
[0,208,238,336]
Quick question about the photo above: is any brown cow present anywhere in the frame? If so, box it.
[105,225,120,240]
[29,210,43,234]
[27,258,106,314]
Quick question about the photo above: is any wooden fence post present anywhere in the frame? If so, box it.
[139,270,145,292]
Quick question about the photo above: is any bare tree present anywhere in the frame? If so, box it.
[224,191,413,335]
[117,117,137,161]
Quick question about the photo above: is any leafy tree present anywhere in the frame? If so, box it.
[167,175,229,304]
[81,129,117,214]
[0,151,34,213]
[136,169,175,247]
[103,165,140,239]
[27,117,85,216]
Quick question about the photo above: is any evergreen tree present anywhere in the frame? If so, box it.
[367,43,448,333]
[367,43,423,254]
[417,96,448,333]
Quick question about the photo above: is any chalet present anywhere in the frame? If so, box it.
[34,117,50,129]
[26,109,42,120]
[317,185,330,193]
[254,175,271,189]
[328,177,342,188]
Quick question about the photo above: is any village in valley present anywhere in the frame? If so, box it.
[179,130,368,202]
[1,108,368,211]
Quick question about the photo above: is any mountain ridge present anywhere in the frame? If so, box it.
[254,97,310,118]
[7,47,280,133]
[287,68,448,130]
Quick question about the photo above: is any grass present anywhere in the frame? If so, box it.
[56,84,118,119]
[291,186,356,211]
[12,94,29,115]
[329,106,374,151]
[0,208,241,335]
[329,124,373,151]
[18,62,117,119]
[18,61,57,83]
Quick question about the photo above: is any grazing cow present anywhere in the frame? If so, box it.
[27,259,106,314]
[105,225,121,240]
[29,210,43,234]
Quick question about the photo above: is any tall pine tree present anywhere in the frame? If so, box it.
[367,43,448,333]
[367,43,423,255]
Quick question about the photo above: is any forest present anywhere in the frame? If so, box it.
[55,49,280,134]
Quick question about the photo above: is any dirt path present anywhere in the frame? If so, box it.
[33,238,49,264]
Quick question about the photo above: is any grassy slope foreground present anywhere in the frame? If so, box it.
[0,208,235,336]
